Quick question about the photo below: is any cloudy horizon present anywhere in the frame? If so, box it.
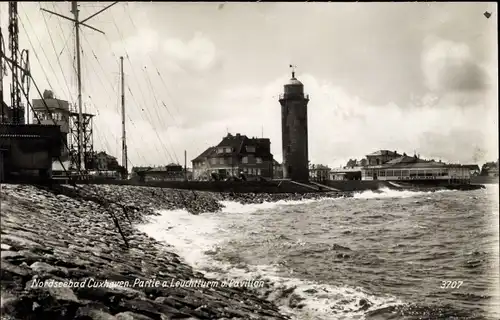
[0,2,498,168]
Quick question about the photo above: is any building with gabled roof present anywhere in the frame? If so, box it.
[362,152,471,183]
[191,133,274,180]
[330,150,473,184]
[366,150,402,166]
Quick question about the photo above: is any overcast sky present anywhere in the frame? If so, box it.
[0,2,498,167]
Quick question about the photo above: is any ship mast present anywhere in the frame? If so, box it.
[41,1,118,171]
[120,56,127,172]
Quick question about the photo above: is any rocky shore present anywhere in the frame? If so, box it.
[1,183,351,320]
[1,183,300,320]
[52,184,350,217]
[215,190,351,204]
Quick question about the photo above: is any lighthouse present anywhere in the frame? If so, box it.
[279,66,310,182]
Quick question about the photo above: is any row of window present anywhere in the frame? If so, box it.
[217,147,233,154]
[202,157,263,166]
[215,168,262,176]
[35,111,67,122]
[363,168,468,177]
[216,146,257,154]
[243,167,261,175]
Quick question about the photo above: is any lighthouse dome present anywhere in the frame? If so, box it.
[286,77,303,86]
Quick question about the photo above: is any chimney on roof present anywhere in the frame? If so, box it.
[236,133,240,137]
[394,150,397,155]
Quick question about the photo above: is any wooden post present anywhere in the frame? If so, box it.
[184,150,187,181]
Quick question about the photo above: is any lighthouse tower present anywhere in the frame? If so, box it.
[279,66,310,182]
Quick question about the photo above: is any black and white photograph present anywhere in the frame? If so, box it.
[0,2,498,320]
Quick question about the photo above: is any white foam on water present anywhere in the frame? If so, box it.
[136,198,404,320]
[352,187,453,200]
[483,184,500,319]
[219,197,332,214]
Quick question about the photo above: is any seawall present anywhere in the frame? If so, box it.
[60,179,387,193]
[74,179,321,194]
[0,184,291,320]
[68,178,484,193]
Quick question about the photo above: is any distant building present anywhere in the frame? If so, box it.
[191,133,274,180]
[328,158,367,180]
[362,153,470,183]
[32,90,70,160]
[95,151,119,171]
[279,68,310,182]
[463,164,481,176]
[330,167,362,180]
[137,163,185,182]
[366,150,402,166]
[481,160,499,177]
[309,164,331,182]
[328,150,471,183]
[273,159,284,179]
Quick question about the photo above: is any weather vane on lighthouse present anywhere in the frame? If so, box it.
[289,64,297,78]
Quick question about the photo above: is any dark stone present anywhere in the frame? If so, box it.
[1,250,42,265]
[359,298,372,310]
[67,268,96,279]
[1,260,33,292]
[118,299,190,319]
[0,293,19,315]
[1,184,291,320]
[1,234,44,251]
[75,306,116,320]
[7,290,81,320]
[167,296,200,310]
[74,283,144,306]
[30,261,70,277]
[154,296,185,310]
[223,307,250,318]
[115,312,155,320]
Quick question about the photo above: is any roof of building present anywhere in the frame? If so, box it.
[216,133,247,153]
[483,161,499,168]
[377,158,469,169]
[463,164,480,171]
[331,167,362,173]
[192,146,216,162]
[137,165,184,174]
[367,150,402,157]
[192,133,272,162]
[167,163,182,167]
[385,155,424,165]
[286,77,303,86]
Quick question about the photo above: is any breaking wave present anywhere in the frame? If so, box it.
[136,186,496,319]
[352,187,454,200]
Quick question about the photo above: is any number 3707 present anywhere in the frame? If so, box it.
[440,280,463,289]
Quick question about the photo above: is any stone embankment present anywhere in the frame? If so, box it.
[216,190,351,204]
[50,184,350,218]
[1,184,294,320]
